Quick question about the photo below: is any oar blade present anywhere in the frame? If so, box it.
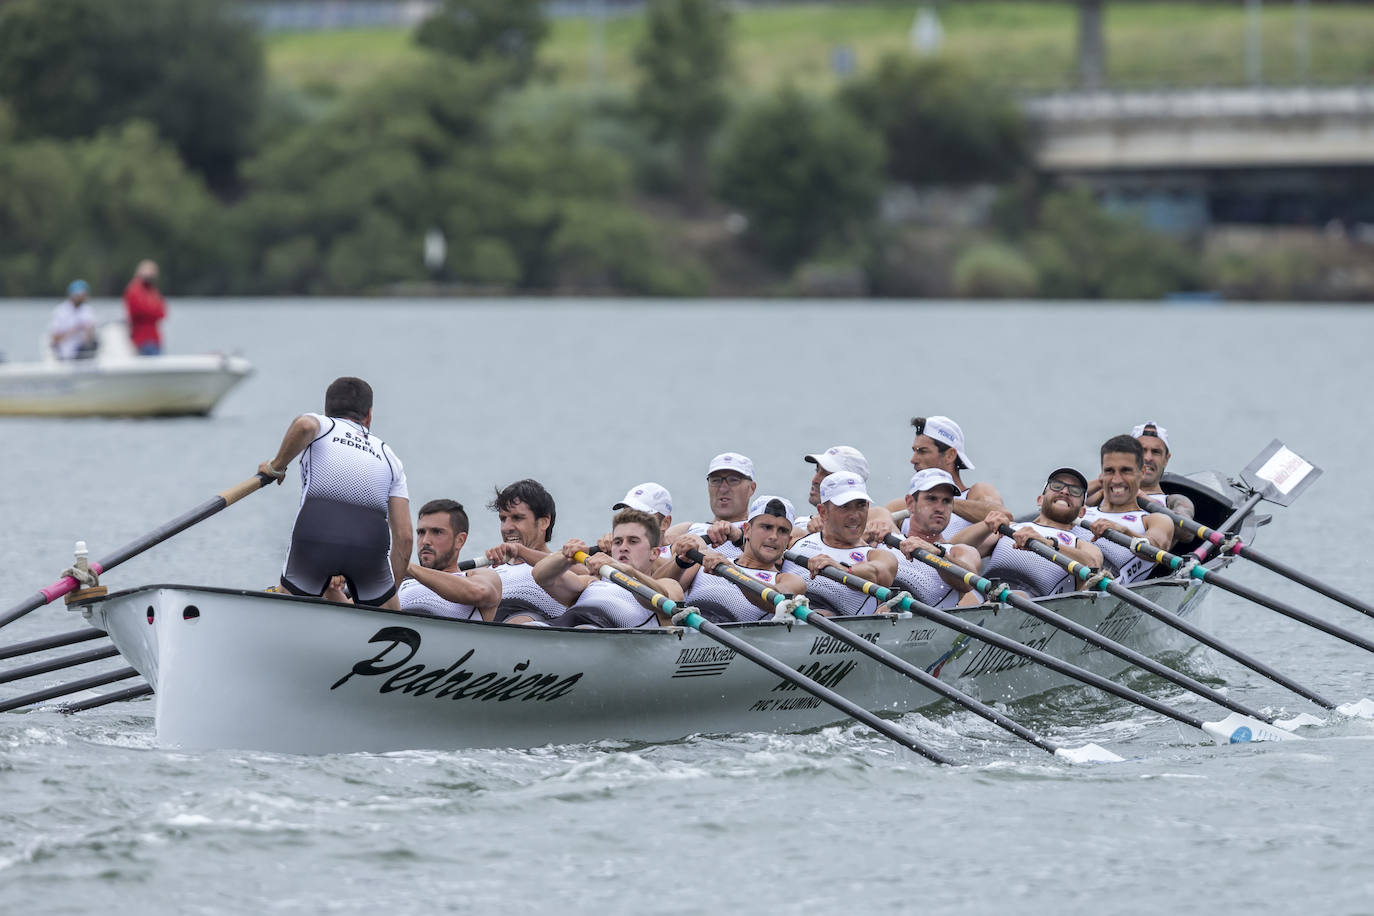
[1053,743,1125,764]
[1272,712,1326,730]
[1335,698,1374,719]
[1201,713,1305,745]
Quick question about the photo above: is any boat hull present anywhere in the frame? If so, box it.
[80,576,1213,754]
[0,355,252,417]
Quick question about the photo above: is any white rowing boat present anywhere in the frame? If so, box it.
[69,474,1254,755]
[0,323,251,417]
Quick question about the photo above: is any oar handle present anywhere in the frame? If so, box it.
[684,548,794,610]
[456,557,491,572]
[1138,496,1228,547]
[572,551,683,618]
[0,472,276,628]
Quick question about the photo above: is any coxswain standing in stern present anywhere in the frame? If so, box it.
[483,479,567,623]
[952,467,1103,598]
[664,495,808,623]
[790,473,898,616]
[399,499,501,620]
[530,509,683,628]
[259,376,412,610]
[888,469,983,608]
[1083,435,1175,584]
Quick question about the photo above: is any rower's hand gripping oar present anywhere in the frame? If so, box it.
[1097,525,1374,720]
[570,551,954,765]
[0,472,276,629]
[888,536,1299,732]
[1140,495,1374,622]
[685,548,1122,763]
[786,548,1297,746]
[997,525,1328,726]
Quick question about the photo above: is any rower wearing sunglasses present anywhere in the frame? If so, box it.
[952,467,1103,598]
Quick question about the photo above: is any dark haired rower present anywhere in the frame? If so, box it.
[484,478,567,622]
[399,499,501,620]
[259,376,412,609]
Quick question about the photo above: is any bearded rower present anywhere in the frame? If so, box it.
[954,467,1103,598]
[484,479,567,623]
[888,469,983,609]
[664,495,808,624]
[532,509,683,629]
[1083,435,1174,584]
[790,472,898,617]
[398,499,501,620]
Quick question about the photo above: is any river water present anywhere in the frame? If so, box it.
[2,298,1373,914]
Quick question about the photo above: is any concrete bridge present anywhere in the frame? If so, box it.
[1025,86,1374,172]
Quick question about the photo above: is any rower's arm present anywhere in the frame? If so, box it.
[262,414,321,479]
[950,495,1005,524]
[406,564,501,614]
[387,496,412,589]
[1064,538,1104,571]
[532,551,593,606]
[850,549,897,588]
[1143,513,1175,551]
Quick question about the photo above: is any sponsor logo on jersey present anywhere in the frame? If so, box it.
[849,550,865,563]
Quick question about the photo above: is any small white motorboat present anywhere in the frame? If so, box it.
[0,323,252,417]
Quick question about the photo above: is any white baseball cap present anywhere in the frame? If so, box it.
[819,472,870,506]
[804,445,869,480]
[922,415,975,471]
[747,494,796,525]
[908,468,960,496]
[706,452,755,480]
[613,482,673,516]
[1131,422,1170,453]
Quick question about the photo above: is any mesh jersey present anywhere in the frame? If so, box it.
[398,575,479,620]
[790,533,894,616]
[296,414,407,511]
[684,522,744,561]
[493,561,566,622]
[685,559,807,623]
[981,523,1091,598]
[892,553,962,609]
[548,579,658,629]
[1083,507,1156,584]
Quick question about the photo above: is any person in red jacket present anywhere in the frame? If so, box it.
[123,260,167,355]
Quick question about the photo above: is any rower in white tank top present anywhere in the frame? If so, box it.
[545,579,659,629]
[493,561,567,622]
[1082,507,1155,584]
[892,551,963,609]
[685,558,808,623]
[398,575,479,620]
[790,533,894,616]
[980,522,1092,598]
[901,494,975,540]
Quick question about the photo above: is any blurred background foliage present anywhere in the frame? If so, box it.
[2,0,1363,299]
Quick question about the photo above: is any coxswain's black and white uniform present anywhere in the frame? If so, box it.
[1082,507,1155,584]
[545,579,659,629]
[685,522,744,561]
[980,523,1092,598]
[492,561,567,623]
[281,413,407,606]
[790,533,893,616]
[685,558,809,624]
[900,491,975,540]
[892,549,963,609]
[398,575,479,620]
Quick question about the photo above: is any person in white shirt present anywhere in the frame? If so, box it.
[48,280,98,360]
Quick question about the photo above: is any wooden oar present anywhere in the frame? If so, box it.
[1140,496,1374,621]
[1097,526,1374,719]
[62,683,154,714]
[996,526,1332,719]
[0,472,275,629]
[784,550,1298,745]
[684,548,1122,763]
[0,645,120,685]
[891,542,1298,729]
[0,667,140,714]
[0,627,107,661]
[572,551,953,765]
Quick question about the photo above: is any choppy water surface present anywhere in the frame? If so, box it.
[2,299,1373,914]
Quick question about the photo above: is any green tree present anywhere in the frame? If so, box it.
[415,0,548,85]
[714,88,884,268]
[0,0,264,188]
[840,55,1032,188]
[633,0,732,210]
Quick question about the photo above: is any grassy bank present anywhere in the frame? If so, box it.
[266,2,1374,97]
